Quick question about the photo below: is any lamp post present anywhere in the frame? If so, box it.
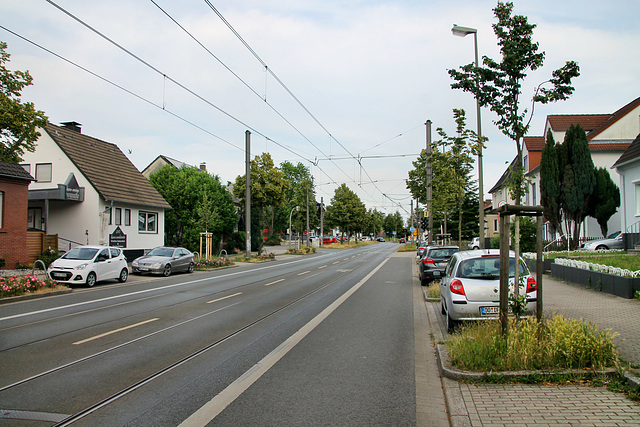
[289,206,299,249]
[452,24,485,249]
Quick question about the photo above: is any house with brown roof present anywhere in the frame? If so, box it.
[612,133,640,249]
[489,96,640,242]
[19,122,171,258]
[0,162,35,268]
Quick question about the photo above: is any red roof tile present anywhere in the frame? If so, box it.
[589,142,631,151]
[547,114,611,132]
[523,136,545,151]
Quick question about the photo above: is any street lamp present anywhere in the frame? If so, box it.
[289,206,299,249]
[452,24,485,249]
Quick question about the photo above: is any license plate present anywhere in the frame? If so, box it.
[481,306,500,315]
[52,273,66,279]
[139,267,149,271]
[432,270,441,277]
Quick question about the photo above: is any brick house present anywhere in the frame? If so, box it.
[0,162,35,268]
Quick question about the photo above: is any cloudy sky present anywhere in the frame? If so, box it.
[2,0,639,218]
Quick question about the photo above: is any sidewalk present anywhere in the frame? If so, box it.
[424,272,640,426]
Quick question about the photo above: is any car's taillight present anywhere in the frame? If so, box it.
[450,279,465,296]
[422,258,435,264]
[526,276,537,293]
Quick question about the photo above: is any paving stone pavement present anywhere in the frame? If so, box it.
[425,269,640,426]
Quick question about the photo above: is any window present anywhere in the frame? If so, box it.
[523,155,529,172]
[35,163,52,183]
[494,218,498,232]
[110,248,121,258]
[636,183,640,215]
[532,183,537,206]
[115,208,122,225]
[106,207,112,225]
[124,209,131,226]
[138,211,157,233]
[0,191,3,228]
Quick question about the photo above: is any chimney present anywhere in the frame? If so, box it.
[60,121,82,133]
[200,162,207,171]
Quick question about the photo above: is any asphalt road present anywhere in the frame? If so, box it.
[0,243,426,426]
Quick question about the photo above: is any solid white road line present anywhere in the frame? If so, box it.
[206,292,243,304]
[73,318,159,345]
[178,257,391,427]
[264,279,284,286]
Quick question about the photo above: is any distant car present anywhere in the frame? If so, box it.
[376,237,385,242]
[47,245,128,287]
[417,241,428,258]
[131,247,195,276]
[440,249,537,333]
[579,231,624,251]
[418,245,459,286]
[323,237,339,244]
[399,238,406,243]
[468,237,480,250]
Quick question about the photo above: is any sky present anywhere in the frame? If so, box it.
[2,0,639,219]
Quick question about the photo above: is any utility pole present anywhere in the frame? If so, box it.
[320,196,324,247]
[306,182,310,247]
[426,120,433,244]
[245,130,251,258]
[410,200,414,242]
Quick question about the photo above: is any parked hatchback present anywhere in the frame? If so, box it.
[440,249,537,332]
[48,245,128,287]
[131,247,195,276]
[418,245,459,286]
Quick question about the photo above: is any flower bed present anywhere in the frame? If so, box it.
[195,257,234,269]
[1,274,63,298]
[285,247,316,255]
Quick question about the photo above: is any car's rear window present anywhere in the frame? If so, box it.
[427,248,458,259]
[457,257,528,279]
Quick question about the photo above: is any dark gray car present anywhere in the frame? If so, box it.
[417,245,459,286]
[131,247,195,276]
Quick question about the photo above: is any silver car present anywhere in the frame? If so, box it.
[440,249,537,332]
[131,247,195,276]
[579,231,624,251]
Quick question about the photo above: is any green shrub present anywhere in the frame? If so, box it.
[0,258,5,268]
[38,247,61,268]
[446,316,618,372]
[265,234,282,246]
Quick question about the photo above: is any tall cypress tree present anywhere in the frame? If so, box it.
[588,167,620,237]
[562,124,596,247]
[540,129,562,237]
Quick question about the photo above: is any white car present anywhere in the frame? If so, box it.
[48,245,129,287]
[440,249,537,332]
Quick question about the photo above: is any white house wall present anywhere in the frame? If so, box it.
[22,128,166,252]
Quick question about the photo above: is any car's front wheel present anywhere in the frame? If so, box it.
[86,272,97,287]
[118,268,128,283]
[162,264,172,277]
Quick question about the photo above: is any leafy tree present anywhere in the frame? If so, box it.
[234,153,290,250]
[431,109,481,243]
[588,167,620,237]
[324,184,366,240]
[0,42,48,163]
[540,129,562,236]
[382,211,404,237]
[150,165,237,251]
[277,161,317,238]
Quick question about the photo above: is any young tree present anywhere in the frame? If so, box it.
[0,42,48,163]
[278,161,317,238]
[588,167,620,237]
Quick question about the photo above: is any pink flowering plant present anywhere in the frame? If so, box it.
[195,257,234,269]
[0,275,61,298]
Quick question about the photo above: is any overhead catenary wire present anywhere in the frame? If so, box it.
[37,0,411,214]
